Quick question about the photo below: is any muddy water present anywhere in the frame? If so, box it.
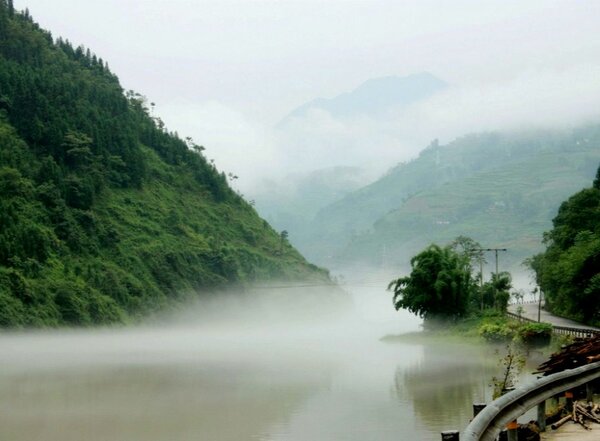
[0,286,499,441]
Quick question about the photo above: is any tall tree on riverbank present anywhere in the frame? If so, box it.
[529,164,600,325]
[388,243,473,320]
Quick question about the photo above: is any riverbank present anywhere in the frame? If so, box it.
[381,310,565,350]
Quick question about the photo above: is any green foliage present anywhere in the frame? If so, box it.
[479,322,516,342]
[476,310,520,342]
[388,243,473,320]
[517,322,552,346]
[389,237,516,321]
[530,165,600,325]
[0,5,329,327]
[475,311,553,347]
[51,280,124,325]
[478,271,512,311]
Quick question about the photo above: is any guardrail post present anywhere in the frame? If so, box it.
[506,420,518,441]
[473,403,486,418]
[537,400,546,431]
[586,382,594,401]
[441,430,459,440]
[565,391,573,412]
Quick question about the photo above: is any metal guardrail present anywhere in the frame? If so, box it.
[505,311,536,323]
[506,311,600,338]
[507,300,540,306]
[462,361,600,441]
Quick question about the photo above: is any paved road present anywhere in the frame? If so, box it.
[542,421,600,440]
[508,302,600,332]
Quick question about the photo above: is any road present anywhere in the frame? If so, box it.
[542,421,600,440]
[507,302,600,332]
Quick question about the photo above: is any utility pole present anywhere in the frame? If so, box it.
[483,248,507,310]
[479,259,484,311]
[485,248,507,277]
[538,288,543,323]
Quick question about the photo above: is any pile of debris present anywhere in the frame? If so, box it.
[551,401,600,430]
[536,335,600,376]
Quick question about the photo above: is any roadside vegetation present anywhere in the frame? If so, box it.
[527,166,600,326]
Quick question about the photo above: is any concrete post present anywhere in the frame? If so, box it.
[441,430,459,440]
[537,400,546,432]
[586,382,594,402]
[565,391,574,413]
[473,403,486,418]
[506,420,518,441]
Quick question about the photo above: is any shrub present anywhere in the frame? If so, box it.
[479,322,516,342]
[517,322,553,346]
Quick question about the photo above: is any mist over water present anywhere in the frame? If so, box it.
[0,282,498,441]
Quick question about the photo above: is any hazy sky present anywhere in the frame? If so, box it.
[14,0,600,189]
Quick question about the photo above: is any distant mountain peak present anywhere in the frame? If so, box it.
[279,72,448,125]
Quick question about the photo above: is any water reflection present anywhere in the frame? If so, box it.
[0,286,506,441]
[0,331,333,441]
[398,342,497,432]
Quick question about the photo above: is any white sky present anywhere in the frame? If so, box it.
[14,0,600,189]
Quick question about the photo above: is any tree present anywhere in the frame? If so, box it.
[488,271,512,311]
[388,244,473,320]
[530,164,600,324]
[279,230,288,255]
[450,235,486,309]
[451,235,485,269]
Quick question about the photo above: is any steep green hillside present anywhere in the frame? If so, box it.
[530,168,600,325]
[0,3,328,327]
[304,126,600,269]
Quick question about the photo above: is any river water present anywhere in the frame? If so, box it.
[0,284,501,441]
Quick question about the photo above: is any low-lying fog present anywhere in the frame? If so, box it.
[0,280,501,441]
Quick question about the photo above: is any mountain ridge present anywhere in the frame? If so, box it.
[278,72,448,125]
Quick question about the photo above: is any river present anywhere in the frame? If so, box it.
[0,284,501,441]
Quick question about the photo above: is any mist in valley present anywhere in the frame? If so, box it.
[2,1,599,440]
[0,283,501,441]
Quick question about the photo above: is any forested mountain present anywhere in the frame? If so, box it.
[0,2,328,327]
[530,167,600,325]
[295,126,600,270]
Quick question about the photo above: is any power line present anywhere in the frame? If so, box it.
[483,248,508,276]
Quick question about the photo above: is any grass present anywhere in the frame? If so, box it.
[381,310,563,352]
